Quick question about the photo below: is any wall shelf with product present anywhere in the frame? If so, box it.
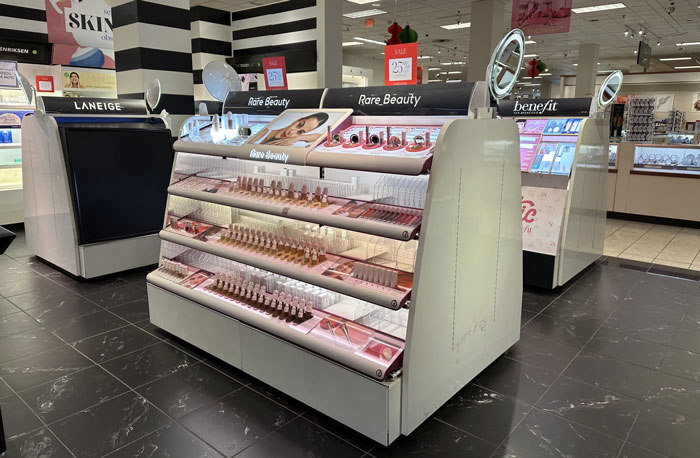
[0,104,33,224]
[146,69,526,444]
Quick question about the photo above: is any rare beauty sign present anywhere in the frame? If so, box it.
[384,43,417,86]
[511,0,572,36]
[262,56,288,90]
[521,186,567,256]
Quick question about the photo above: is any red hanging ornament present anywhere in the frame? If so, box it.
[527,58,540,78]
[386,21,403,45]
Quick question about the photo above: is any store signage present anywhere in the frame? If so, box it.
[511,0,572,36]
[249,148,289,163]
[0,40,53,64]
[41,97,147,115]
[46,0,115,69]
[384,43,417,86]
[637,41,651,69]
[0,61,18,88]
[324,83,474,116]
[498,98,591,117]
[262,56,288,90]
[36,75,55,93]
[521,186,567,256]
[61,67,116,91]
[223,89,324,115]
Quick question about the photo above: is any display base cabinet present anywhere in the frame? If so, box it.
[0,188,22,225]
[147,85,522,444]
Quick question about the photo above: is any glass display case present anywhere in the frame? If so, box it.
[666,132,696,145]
[633,144,700,174]
[0,107,31,192]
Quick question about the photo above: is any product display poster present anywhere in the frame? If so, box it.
[530,143,557,173]
[692,93,700,112]
[543,119,567,134]
[262,56,288,90]
[384,43,418,86]
[247,111,346,147]
[550,142,577,175]
[0,61,17,88]
[522,186,568,255]
[519,135,540,171]
[522,119,548,134]
[511,0,572,36]
[61,67,116,91]
[562,118,582,134]
[46,0,115,69]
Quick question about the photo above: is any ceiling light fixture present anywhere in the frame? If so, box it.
[539,72,552,75]
[343,9,387,19]
[428,79,443,82]
[342,41,362,47]
[525,40,537,44]
[446,71,462,74]
[675,42,700,46]
[524,54,538,58]
[353,36,385,45]
[441,22,471,30]
[346,0,377,3]
[656,40,661,46]
[659,57,692,61]
[674,65,700,69]
[428,67,440,70]
[572,3,626,13]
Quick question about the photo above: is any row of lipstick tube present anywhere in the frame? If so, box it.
[360,204,422,226]
[230,177,329,206]
[161,259,188,277]
[352,262,399,289]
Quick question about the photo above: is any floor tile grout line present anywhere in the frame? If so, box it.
[432,416,513,449]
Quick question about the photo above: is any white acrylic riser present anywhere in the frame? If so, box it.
[147,283,402,445]
[0,188,22,225]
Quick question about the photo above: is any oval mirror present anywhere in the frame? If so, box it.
[145,78,161,111]
[15,71,34,105]
[487,28,526,100]
[203,60,243,102]
[597,70,623,108]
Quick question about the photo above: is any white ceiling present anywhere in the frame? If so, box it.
[192,0,700,83]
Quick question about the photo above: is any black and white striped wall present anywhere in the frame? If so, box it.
[191,5,231,104]
[112,0,194,134]
[0,0,47,43]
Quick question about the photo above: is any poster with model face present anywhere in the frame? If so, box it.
[692,93,700,112]
[46,0,115,69]
[511,0,572,36]
[247,111,347,148]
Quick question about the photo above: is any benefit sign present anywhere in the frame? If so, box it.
[521,186,567,255]
[46,0,115,69]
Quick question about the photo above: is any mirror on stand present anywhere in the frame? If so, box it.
[486,28,526,100]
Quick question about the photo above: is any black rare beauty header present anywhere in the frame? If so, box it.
[40,97,148,116]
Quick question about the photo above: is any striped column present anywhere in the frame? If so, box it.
[0,0,47,43]
[191,6,232,106]
[112,0,194,134]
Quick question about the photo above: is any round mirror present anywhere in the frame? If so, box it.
[597,70,623,108]
[15,71,34,105]
[145,78,161,111]
[487,28,526,100]
[203,61,242,102]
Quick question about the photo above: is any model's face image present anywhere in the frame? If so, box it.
[70,74,79,85]
[281,117,321,138]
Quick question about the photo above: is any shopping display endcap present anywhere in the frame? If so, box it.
[322,83,474,116]
[40,97,147,116]
[497,97,592,117]
[223,89,325,115]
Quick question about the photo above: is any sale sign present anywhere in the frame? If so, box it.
[511,0,572,36]
[521,186,567,255]
[36,75,55,92]
[384,43,417,86]
[262,56,288,90]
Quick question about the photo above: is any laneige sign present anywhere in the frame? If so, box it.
[40,97,147,115]
[498,98,592,117]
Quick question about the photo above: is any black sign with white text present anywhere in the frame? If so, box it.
[323,83,475,116]
[498,97,592,117]
[0,40,52,64]
[223,89,324,115]
[41,97,147,116]
[637,41,651,69]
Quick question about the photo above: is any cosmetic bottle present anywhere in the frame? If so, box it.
[287,306,296,323]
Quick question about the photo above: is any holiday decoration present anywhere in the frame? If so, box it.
[387,22,403,45]
[527,58,540,78]
[399,24,418,43]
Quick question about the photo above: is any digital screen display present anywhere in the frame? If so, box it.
[550,143,577,175]
[61,127,173,245]
[520,135,541,171]
[522,119,548,134]
[530,143,558,173]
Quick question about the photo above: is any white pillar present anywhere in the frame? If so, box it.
[468,0,504,82]
[316,0,342,88]
[575,43,599,97]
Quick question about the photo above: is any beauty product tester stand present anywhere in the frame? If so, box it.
[146,31,526,445]
[22,94,173,278]
[498,71,623,288]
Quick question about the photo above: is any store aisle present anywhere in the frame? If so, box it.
[1,227,699,458]
[605,218,700,271]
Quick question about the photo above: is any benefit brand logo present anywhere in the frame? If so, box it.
[513,100,558,115]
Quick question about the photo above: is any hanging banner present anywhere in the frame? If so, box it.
[262,56,288,90]
[0,61,18,88]
[511,0,572,36]
[46,0,115,69]
[384,43,417,86]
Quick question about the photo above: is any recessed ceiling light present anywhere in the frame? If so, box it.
[428,79,443,82]
[343,9,387,19]
[353,36,385,45]
[441,22,471,30]
[674,65,700,69]
[524,54,538,58]
[446,79,463,83]
[417,56,433,59]
[675,42,700,46]
[342,41,362,47]
[346,0,376,4]
[539,72,552,75]
[428,67,441,70]
[525,40,537,44]
[441,61,466,65]
[572,3,626,13]
[446,71,462,74]
[659,57,692,61]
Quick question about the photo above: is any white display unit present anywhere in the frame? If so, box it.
[0,104,33,224]
[499,98,608,288]
[22,97,173,278]
[146,84,523,444]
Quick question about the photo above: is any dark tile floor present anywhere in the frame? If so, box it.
[1,228,700,458]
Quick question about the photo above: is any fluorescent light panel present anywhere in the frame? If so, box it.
[676,42,700,46]
[353,36,385,45]
[441,61,466,65]
[441,22,471,30]
[346,0,376,4]
[342,41,362,46]
[659,57,692,61]
[525,40,537,44]
[572,3,626,13]
[674,65,700,69]
[344,9,386,19]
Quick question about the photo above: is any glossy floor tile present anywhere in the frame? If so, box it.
[1,227,700,457]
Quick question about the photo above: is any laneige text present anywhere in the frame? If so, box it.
[73,101,122,111]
